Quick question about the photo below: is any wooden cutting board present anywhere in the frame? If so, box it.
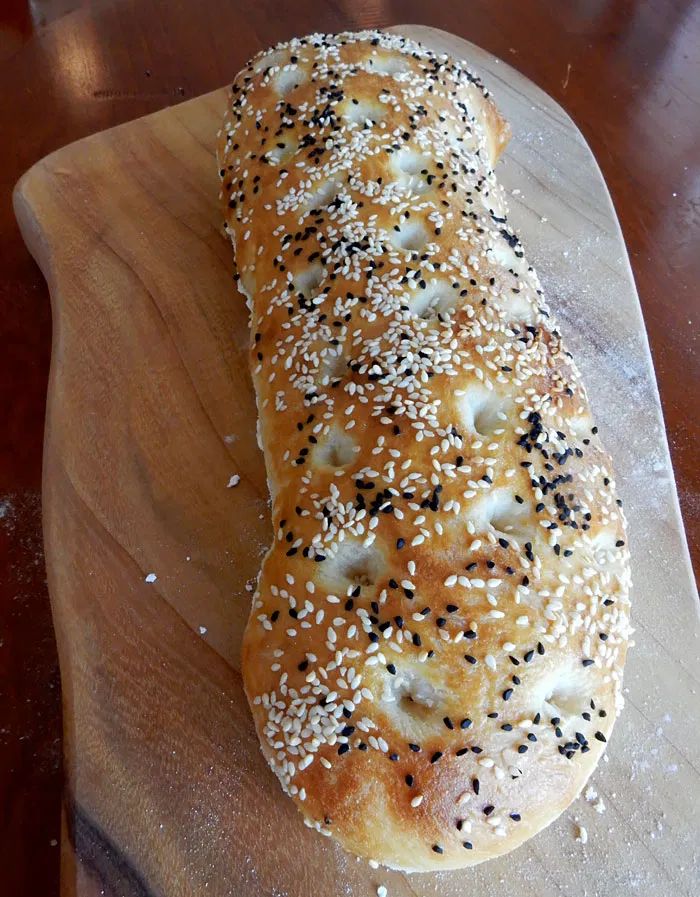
[13,24,699,897]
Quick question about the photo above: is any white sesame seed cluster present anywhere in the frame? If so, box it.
[218,30,631,872]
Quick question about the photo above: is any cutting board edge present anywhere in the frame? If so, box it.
[14,170,54,286]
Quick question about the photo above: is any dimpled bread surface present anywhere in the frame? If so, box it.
[217,29,631,872]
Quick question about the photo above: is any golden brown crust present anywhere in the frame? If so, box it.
[218,29,631,871]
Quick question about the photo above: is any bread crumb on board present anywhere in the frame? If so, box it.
[583,783,606,814]
[227,474,241,488]
[144,572,157,583]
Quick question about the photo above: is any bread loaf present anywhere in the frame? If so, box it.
[218,29,631,871]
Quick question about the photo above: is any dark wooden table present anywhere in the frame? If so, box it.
[0,1,697,894]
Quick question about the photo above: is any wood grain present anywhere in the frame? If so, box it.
[12,24,699,897]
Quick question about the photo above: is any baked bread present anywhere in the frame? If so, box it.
[218,29,631,872]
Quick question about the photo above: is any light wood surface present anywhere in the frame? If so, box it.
[13,25,699,897]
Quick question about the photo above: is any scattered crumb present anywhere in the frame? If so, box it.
[584,785,598,802]
[575,823,588,845]
[145,572,157,583]
[562,62,572,90]
[224,434,237,443]
[593,798,606,814]
[198,626,207,636]
[227,474,241,488]
[368,859,379,870]
[377,886,387,897]
[49,839,58,847]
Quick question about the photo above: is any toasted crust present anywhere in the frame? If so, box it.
[218,30,631,871]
